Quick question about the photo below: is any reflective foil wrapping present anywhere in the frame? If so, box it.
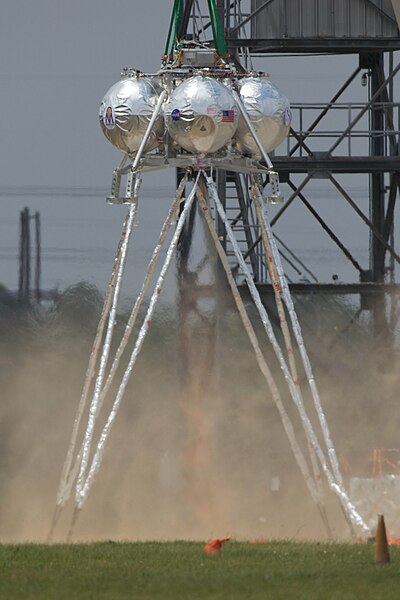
[77,175,201,508]
[165,76,239,154]
[99,78,164,154]
[235,77,291,156]
[207,175,370,535]
[256,182,344,485]
[76,201,138,505]
[197,180,321,510]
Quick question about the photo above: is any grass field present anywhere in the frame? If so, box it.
[0,541,399,599]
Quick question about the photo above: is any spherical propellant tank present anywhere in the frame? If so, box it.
[164,75,239,154]
[235,77,291,156]
[99,77,164,154]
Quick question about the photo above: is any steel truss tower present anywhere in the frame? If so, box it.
[178,0,400,344]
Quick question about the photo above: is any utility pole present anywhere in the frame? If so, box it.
[18,207,41,304]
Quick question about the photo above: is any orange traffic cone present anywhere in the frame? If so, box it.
[375,514,390,563]
[203,537,230,556]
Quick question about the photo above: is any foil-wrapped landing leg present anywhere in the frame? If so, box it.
[203,172,369,538]
[51,172,190,541]
[196,178,326,537]
[75,198,139,508]
[48,203,137,542]
[52,91,169,534]
[63,174,201,541]
[64,198,139,542]
[250,177,330,538]
[94,171,190,417]
[74,176,200,506]
[251,180,358,537]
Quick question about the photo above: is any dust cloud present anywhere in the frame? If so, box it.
[0,282,399,543]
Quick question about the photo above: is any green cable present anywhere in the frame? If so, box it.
[172,0,183,53]
[165,0,227,60]
[207,0,227,57]
[164,0,179,57]
[210,0,227,56]
[206,0,219,55]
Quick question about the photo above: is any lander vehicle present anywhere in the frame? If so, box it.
[98,45,291,204]
[50,1,371,542]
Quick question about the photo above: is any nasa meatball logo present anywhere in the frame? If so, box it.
[171,108,181,122]
[103,105,116,130]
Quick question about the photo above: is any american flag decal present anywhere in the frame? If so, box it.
[222,109,235,123]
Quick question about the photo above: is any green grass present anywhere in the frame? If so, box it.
[0,541,399,599]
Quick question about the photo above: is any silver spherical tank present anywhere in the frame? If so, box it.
[235,77,291,156]
[164,76,238,154]
[99,78,164,154]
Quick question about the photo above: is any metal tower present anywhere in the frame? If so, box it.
[179,0,400,343]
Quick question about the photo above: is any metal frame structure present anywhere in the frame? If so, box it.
[48,0,400,541]
[179,0,400,342]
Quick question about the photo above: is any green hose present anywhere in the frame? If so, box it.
[164,0,227,60]
[207,0,227,57]
[164,0,179,57]
[172,0,183,52]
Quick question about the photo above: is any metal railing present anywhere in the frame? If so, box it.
[283,101,400,157]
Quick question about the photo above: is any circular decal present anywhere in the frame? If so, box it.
[284,108,292,127]
[171,108,181,122]
[207,104,219,116]
[103,105,116,130]
[207,104,222,122]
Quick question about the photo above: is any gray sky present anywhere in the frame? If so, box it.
[0,2,177,291]
[0,1,173,188]
[0,1,394,290]
[0,0,361,188]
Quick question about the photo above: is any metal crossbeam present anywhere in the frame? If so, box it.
[286,180,364,274]
[272,157,400,173]
[289,67,362,157]
[365,0,398,26]
[329,175,400,267]
[326,60,400,156]
[228,0,276,34]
